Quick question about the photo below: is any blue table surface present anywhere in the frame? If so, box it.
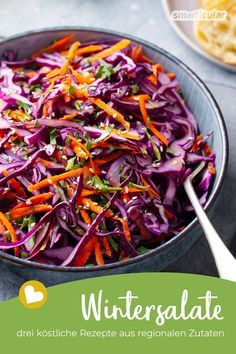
[0,0,236,301]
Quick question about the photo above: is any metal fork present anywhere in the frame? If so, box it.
[184,162,236,282]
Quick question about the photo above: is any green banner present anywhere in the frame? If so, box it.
[0,273,235,354]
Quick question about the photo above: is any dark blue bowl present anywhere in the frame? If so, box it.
[0,27,228,286]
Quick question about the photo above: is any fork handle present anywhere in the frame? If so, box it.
[184,178,236,282]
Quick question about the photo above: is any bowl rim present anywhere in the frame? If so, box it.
[0,26,229,272]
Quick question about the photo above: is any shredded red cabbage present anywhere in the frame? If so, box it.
[0,35,216,266]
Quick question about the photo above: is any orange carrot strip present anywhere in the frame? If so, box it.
[113,217,131,241]
[11,192,54,210]
[26,71,36,78]
[37,157,52,167]
[32,34,74,59]
[74,238,94,266]
[89,39,131,62]
[167,72,176,80]
[139,96,168,146]
[2,170,26,197]
[141,176,160,199]
[152,63,164,76]
[88,96,130,130]
[10,110,28,122]
[69,66,95,84]
[81,198,113,217]
[81,210,104,265]
[80,209,92,225]
[0,211,19,256]
[102,237,112,257]
[9,205,52,220]
[68,135,95,171]
[93,151,123,166]
[0,223,6,242]
[60,41,80,75]
[81,198,104,214]
[203,143,213,157]
[104,127,140,140]
[76,45,102,56]
[208,163,216,175]
[140,53,153,64]
[191,135,202,152]
[94,236,104,265]
[125,186,148,193]
[130,45,142,62]
[148,74,158,85]
[28,168,82,192]
[59,112,78,120]
[121,94,150,102]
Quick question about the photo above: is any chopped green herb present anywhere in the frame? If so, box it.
[74,100,83,111]
[35,120,40,127]
[131,84,140,94]
[146,129,161,161]
[16,100,31,115]
[137,246,149,254]
[66,156,77,171]
[69,85,75,95]
[96,59,114,80]
[29,84,42,93]
[90,175,122,193]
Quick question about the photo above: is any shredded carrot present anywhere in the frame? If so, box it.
[141,176,160,199]
[140,53,153,64]
[42,99,54,117]
[0,211,19,256]
[68,135,95,171]
[0,223,6,241]
[102,237,112,257]
[121,94,150,102]
[125,186,148,193]
[37,157,52,168]
[93,151,123,166]
[102,126,140,140]
[94,236,104,265]
[80,198,113,217]
[148,74,158,85]
[81,198,103,214]
[203,143,213,157]
[69,66,95,84]
[89,39,131,62]
[76,45,102,56]
[26,71,36,78]
[9,205,52,220]
[59,41,80,75]
[113,217,131,241]
[74,238,94,266]
[32,34,74,59]
[11,192,54,210]
[139,96,168,146]
[152,63,164,76]
[88,96,130,130]
[10,110,28,122]
[208,163,216,174]
[59,112,78,120]
[28,168,83,192]
[164,208,174,220]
